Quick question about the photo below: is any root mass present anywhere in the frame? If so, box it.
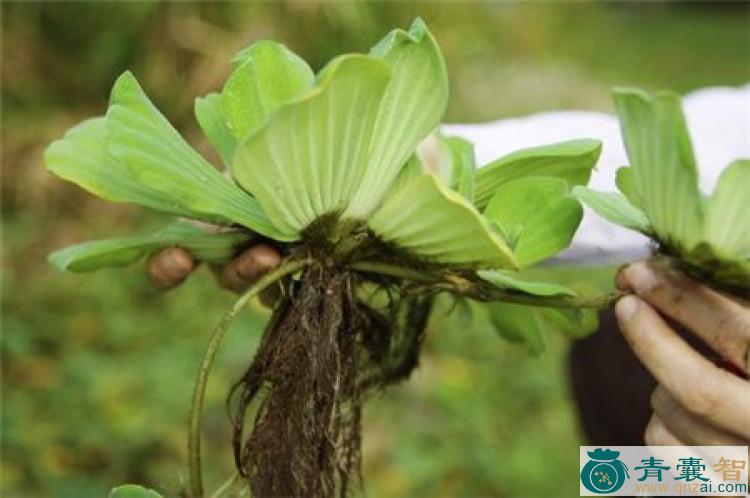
[228,260,431,498]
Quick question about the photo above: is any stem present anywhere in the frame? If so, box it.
[187,257,312,498]
[460,285,620,308]
[351,260,620,309]
[350,261,437,283]
[209,472,242,498]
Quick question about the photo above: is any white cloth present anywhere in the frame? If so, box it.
[442,85,750,264]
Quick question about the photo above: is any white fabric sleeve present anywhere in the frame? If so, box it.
[441,85,750,264]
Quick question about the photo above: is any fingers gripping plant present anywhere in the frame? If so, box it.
[47,19,609,497]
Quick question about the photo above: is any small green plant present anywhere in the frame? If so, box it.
[47,19,610,497]
[574,88,749,298]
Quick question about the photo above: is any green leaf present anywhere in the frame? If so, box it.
[488,302,547,353]
[704,159,750,256]
[222,41,314,143]
[387,153,425,195]
[544,307,599,338]
[399,133,469,193]
[487,302,597,354]
[106,71,285,239]
[613,88,703,251]
[572,186,652,234]
[474,139,601,210]
[444,136,476,201]
[49,221,250,273]
[194,92,235,167]
[108,484,163,498]
[413,134,454,185]
[369,173,517,269]
[483,177,583,267]
[345,18,449,219]
[615,166,642,208]
[233,54,391,238]
[477,269,578,296]
[513,264,618,296]
[45,117,185,216]
[384,133,476,203]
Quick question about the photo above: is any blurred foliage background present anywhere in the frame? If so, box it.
[2,2,748,497]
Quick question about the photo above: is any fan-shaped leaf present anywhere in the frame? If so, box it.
[704,159,750,256]
[45,117,186,217]
[49,221,250,273]
[233,55,391,238]
[387,153,425,195]
[613,88,703,251]
[484,177,583,267]
[487,302,598,354]
[346,18,449,219]
[478,269,577,296]
[106,71,284,239]
[572,186,651,234]
[369,174,516,269]
[194,92,235,167]
[615,166,642,208]
[222,41,314,143]
[474,139,601,210]
[488,302,547,354]
[444,135,476,201]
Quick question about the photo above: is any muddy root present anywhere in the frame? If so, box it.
[228,265,433,497]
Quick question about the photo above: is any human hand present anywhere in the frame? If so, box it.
[147,243,282,293]
[615,261,750,446]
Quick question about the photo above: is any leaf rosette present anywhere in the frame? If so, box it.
[574,88,750,297]
[46,18,605,303]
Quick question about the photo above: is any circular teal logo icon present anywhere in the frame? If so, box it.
[581,448,630,494]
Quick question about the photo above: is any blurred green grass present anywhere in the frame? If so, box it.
[2,2,748,497]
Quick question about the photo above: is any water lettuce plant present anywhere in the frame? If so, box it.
[574,88,750,298]
[47,19,609,498]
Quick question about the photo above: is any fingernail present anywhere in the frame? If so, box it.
[615,295,639,322]
[624,263,656,294]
